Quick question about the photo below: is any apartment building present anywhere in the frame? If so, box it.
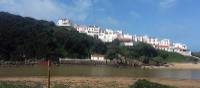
[57,18,72,26]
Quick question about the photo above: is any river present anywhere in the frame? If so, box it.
[0,65,200,80]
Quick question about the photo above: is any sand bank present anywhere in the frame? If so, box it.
[0,77,200,88]
[143,63,200,70]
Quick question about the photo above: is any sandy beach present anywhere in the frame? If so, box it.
[168,63,200,69]
[0,77,200,88]
[143,63,200,70]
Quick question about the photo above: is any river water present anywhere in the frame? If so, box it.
[0,65,200,80]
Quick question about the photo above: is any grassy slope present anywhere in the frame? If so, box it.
[163,52,196,63]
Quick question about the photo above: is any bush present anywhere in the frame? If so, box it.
[0,83,30,88]
[129,79,176,88]
[0,82,42,88]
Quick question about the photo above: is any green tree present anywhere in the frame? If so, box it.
[0,12,106,61]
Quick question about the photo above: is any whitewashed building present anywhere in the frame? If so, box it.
[56,18,192,56]
[91,54,105,61]
[98,29,118,42]
[148,37,159,45]
[132,35,191,56]
[173,43,191,56]
[74,24,88,33]
[57,18,72,26]
[123,42,134,46]
[157,39,172,52]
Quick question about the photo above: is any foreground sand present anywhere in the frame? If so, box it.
[0,76,200,88]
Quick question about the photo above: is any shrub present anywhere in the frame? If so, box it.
[0,83,30,88]
[129,79,176,88]
[0,82,42,88]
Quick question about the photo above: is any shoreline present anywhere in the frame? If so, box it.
[143,63,200,70]
[1,62,200,70]
[168,63,200,69]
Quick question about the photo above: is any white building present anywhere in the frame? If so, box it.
[86,25,100,37]
[148,37,159,45]
[57,18,72,26]
[56,18,192,56]
[132,35,191,56]
[123,42,134,46]
[91,54,105,61]
[173,43,191,56]
[173,43,187,50]
[157,39,172,52]
[134,35,144,42]
[74,24,88,33]
[117,34,132,42]
[98,29,118,42]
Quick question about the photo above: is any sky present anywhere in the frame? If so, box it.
[0,0,199,51]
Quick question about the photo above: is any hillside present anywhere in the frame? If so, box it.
[0,12,196,64]
[0,12,106,61]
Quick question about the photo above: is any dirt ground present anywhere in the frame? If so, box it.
[0,77,200,88]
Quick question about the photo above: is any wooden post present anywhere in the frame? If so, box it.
[47,59,51,88]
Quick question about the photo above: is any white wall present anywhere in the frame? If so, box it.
[91,56,105,61]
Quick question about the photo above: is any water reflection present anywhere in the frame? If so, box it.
[153,69,191,79]
[1,65,200,80]
[90,66,110,76]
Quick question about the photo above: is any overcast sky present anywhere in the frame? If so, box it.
[0,0,199,51]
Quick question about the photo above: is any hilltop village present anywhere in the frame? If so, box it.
[57,18,191,56]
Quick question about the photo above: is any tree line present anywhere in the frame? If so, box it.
[0,12,106,61]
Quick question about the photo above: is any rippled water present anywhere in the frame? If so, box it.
[0,65,200,80]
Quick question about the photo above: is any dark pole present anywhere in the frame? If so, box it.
[47,59,51,88]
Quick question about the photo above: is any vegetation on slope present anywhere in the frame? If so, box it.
[105,40,196,65]
[0,12,194,64]
[0,12,105,61]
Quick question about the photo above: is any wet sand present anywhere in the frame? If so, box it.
[0,76,200,88]
[143,63,200,70]
[168,63,200,69]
